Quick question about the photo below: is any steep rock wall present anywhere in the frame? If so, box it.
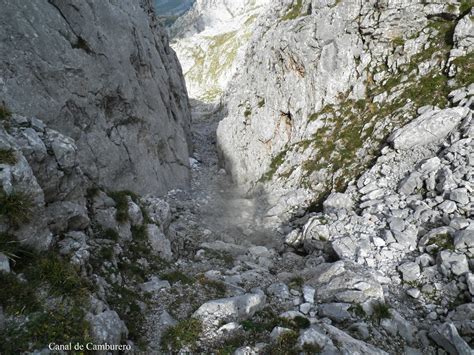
[0,0,192,195]
[217,0,473,218]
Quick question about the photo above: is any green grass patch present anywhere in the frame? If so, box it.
[371,302,391,323]
[282,0,303,21]
[260,149,288,182]
[108,190,139,223]
[161,271,194,285]
[197,275,227,298]
[0,190,34,228]
[0,104,11,121]
[289,276,304,289]
[427,233,454,253]
[0,149,17,165]
[161,318,203,351]
[266,331,299,355]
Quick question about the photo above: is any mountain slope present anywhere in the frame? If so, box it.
[217,0,474,218]
[170,0,270,101]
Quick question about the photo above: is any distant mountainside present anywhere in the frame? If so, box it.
[154,0,194,17]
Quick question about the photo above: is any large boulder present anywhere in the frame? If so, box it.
[193,292,266,327]
[388,107,469,150]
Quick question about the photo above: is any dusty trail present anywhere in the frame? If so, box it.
[183,100,280,249]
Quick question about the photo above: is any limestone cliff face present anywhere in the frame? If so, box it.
[217,0,473,217]
[170,0,270,101]
[0,0,192,195]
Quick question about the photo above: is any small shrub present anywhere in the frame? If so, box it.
[85,186,100,200]
[372,302,391,323]
[244,108,252,118]
[108,190,138,223]
[266,331,299,355]
[161,318,202,351]
[302,343,322,353]
[161,270,194,285]
[349,304,366,318]
[25,254,88,296]
[197,275,226,297]
[0,104,11,121]
[289,276,304,289]
[103,228,120,241]
[279,315,310,330]
[258,98,266,108]
[0,149,17,165]
[0,190,34,227]
[0,271,41,314]
[131,224,148,240]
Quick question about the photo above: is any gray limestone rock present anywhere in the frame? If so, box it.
[147,224,173,261]
[193,292,266,327]
[429,322,473,355]
[0,253,10,273]
[86,310,128,346]
[0,0,191,195]
[389,108,469,150]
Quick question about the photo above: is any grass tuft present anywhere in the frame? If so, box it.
[0,190,34,228]
[0,149,17,165]
[161,318,202,351]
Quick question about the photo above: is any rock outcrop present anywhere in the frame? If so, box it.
[217,0,474,220]
[0,0,192,195]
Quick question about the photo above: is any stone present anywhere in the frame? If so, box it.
[438,200,457,214]
[388,107,469,150]
[0,253,10,273]
[270,327,292,340]
[140,277,171,293]
[450,188,470,205]
[193,292,266,327]
[303,285,316,303]
[127,199,143,226]
[147,224,173,261]
[454,230,474,256]
[142,197,172,229]
[429,322,473,355]
[322,324,388,354]
[86,311,128,346]
[318,303,352,323]
[266,283,290,300]
[438,251,469,276]
[467,273,474,295]
[298,326,335,351]
[323,193,354,213]
[398,262,421,282]
[407,288,421,299]
[300,303,311,315]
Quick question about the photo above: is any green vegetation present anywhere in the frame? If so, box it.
[197,275,227,297]
[289,276,305,289]
[260,15,466,199]
[282,0,304,21]
[371,302,391,323]
[131,224,148,240]
[161,270,194,285]
[260,149,288,181]
[0,149,17,165]
[108,190,138,223]
[349,303,367,318]
[161,318,203,351]
[427,233,454,253]
[203,248,235,267]
[266,331,299,355]
[0,190,34,227]
[392,36,405,46]
[258,98,266,108]
[0,247,93,352]
[460,0,473,13]
[0,104,11,121]
[244,107,252,118]
[452,52,474,88]
[102,228,120,241]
